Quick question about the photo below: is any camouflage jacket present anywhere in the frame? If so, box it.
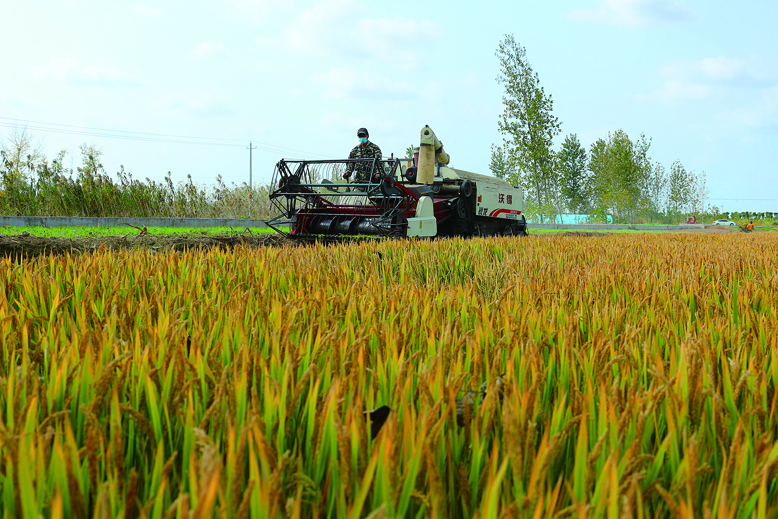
[346,141,383,181]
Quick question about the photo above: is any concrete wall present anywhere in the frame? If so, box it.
[528,223,705,231]
[530,214,614,224]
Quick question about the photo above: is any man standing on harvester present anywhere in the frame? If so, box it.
[343,127,382,190]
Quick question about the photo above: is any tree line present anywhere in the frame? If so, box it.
[491,34,710,224]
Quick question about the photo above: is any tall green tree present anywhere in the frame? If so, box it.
[644,162,668,217]
[588,130,653,222]
[666,161,708,219]
[488,144,516,181]
[667,160,691,218]
[557,133,589,212]
[689,169,708,215]
[495,34,561,222]
[588,137,614,219]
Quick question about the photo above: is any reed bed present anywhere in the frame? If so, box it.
[1,233,777,518]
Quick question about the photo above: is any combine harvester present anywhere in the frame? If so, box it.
[266,126,527,238]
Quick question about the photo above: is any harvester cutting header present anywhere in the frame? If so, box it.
[266,126,527,238]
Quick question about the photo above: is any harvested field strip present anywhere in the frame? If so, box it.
[1,233,777,517]
[0,232,291,259]
[0,225,278,238]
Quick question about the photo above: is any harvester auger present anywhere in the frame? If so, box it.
[266,126,528,239]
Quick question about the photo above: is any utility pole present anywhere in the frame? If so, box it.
[247,141,257,218]
[247,141,257,189]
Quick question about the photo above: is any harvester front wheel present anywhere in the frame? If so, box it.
[459,180,473,198]
[518,215,529,236]
[503,224,515,236]
[457,197,468,219]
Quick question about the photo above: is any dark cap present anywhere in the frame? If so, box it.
[357,127,369,137]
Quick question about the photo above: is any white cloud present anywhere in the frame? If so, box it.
[258,0,443,71]
[191,42,225,60]
[637,55,775,105]
[222,0,296,24]
[156,93,234,117]
[635,79,712,104]
[133,3,161,17]
[32,58,141,87]
[717,86,778,130]
[311,67,419,100]
[635,55,778,132]
[699,56,744,82]
[662,56,773,86]
[350,17,444,70]
[570,0,693,27]
[279,0,362,53]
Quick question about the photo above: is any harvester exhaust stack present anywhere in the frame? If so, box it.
[418,125,449,185]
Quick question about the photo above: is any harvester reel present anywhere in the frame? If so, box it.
[279,175,300,189]
[274,160,305,191]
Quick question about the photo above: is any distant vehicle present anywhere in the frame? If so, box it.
[713,219,737,227]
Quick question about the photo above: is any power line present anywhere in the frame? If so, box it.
[0,116,331,159]
[0,120,243,148]
[1,116,244,143]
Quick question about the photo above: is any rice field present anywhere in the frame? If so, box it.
[1,232,777,518]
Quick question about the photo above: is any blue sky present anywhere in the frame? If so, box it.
[2,0,776,212]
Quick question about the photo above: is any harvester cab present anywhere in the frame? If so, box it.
[266,126,527,238]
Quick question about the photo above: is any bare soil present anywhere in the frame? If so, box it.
[0,225,760,260]
[0,232,303,260]
[677,225,741,233]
